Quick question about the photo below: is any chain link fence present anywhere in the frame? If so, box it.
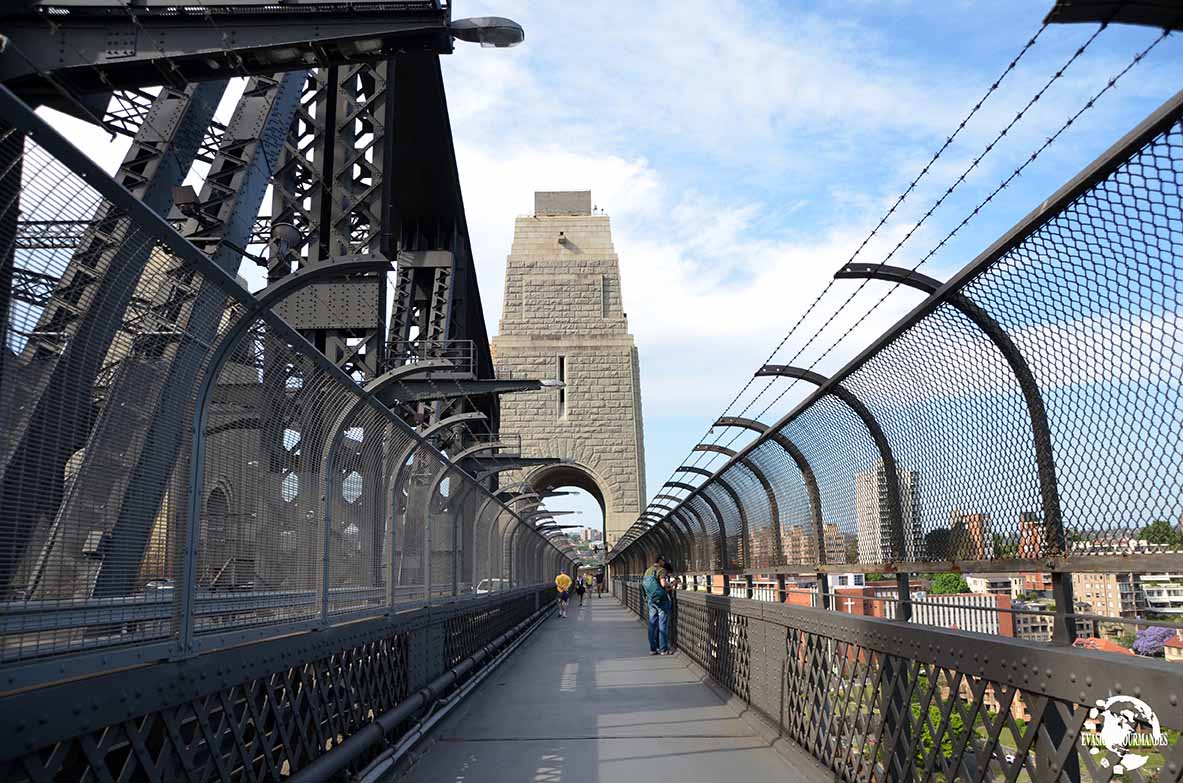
[0,85,572,685]
[613,88,1183,579]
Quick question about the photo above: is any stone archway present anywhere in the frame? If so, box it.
[491,191,647,548]
[526,462,609,521]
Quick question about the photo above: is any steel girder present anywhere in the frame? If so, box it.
[0,80,228,596]
[269,64,393,380]
[14,74,305,601]
[97,73,307,601]
[0,3,454,98]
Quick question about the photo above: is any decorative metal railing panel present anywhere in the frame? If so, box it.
[617,582,1183,783]
[0,585,553,783]
[613,89,1183,577]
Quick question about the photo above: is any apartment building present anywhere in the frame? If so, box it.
[1071,572,1143,618]
[966,573,1020,598]
[1140,573,1183,617]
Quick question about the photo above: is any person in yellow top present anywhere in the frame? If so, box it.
[555,572,573,617]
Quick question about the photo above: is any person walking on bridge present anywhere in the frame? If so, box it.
[643,555,672,655]
[555,571,573,618]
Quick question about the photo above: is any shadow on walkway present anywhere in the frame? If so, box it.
[391,597,794,782]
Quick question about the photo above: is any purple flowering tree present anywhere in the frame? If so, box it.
[1132,626,1175,656]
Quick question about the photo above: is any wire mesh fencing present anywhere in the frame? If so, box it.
[613,88,1183,579]
[0,86,571,683]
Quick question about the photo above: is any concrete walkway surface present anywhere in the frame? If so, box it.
[390,596,802,782]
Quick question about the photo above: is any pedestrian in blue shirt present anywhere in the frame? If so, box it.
[642,555,672,655]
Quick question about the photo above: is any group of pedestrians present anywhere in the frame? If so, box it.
[553,570,604,618]
[552,561,675,659]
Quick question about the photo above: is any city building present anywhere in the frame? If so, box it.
[949,509,992,560]
[1164,637,1183,663]
[781,525,816,565]
[823,523,846,565]
[1071,572,1143,618]
[1012,599,1096,641]
[1020,572,1053,596]
[832,578,929,619]
[883,592,1015,637]
[830,573,865,589]
[855,461,922,563]
[966,573,1021,598]
[1139,573,1183,617]
[780,523,847,566]
[1017,512,1044,558]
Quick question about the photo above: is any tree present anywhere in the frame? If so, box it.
[913,700,968,765]
[845,536,860,565]
[1133,626,1176,656]
[992,533,1018,559]
[925,528,952,560]
[931,573,969,595]
[1139,520,1183,547]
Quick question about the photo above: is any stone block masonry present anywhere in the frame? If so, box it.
[491,192,646,547]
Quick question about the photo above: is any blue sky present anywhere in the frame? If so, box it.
[438,1,1182,534]
[35,2,1181,540]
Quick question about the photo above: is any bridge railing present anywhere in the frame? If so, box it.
[0,85,573,688]
[615,580,1183,783]
[0,583,555,782]
[611,88,1183,583]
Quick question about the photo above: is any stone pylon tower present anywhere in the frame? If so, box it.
[491,192,646,547]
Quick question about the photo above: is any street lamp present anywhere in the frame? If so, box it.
[451,17,525,48]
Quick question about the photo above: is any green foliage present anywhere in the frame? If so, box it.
[992,533,1018,559]
[1139,520,1183,547]
[931,573,969,594]
[845,537,860,564]
[925,528,952,559]
[912,701,968,764]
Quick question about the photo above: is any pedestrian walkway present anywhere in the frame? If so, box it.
[391,597,807,782]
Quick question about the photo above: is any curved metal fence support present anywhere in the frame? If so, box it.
[646,503,693,569]
[711,475,750,571]
[667,480,727,571]
[834,262,1067,562]
[756,365,913,779]
[681,466,733,570]
[425,442,508,601]
[765,434,824,557]
[676,500,714,573]
[731,429,823,576]
[186,258,392,644]
[674,510,704,573]
[756,365,908,567]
